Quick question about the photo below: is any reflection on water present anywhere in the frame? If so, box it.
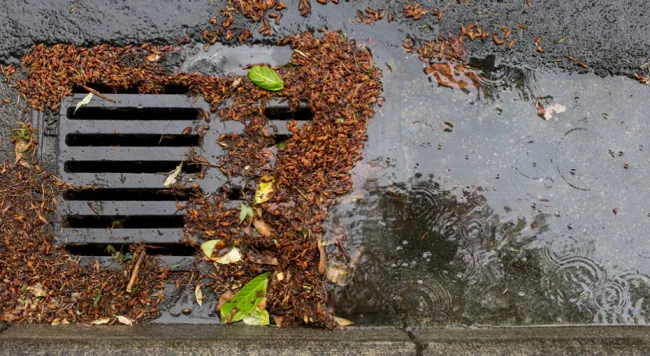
[328,178,650,326]
[471,55,538,102]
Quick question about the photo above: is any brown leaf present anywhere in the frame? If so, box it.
[318,235,326,273]
[248,253,279,265]
[146,53,161,62]
[14,140,29,163]
[273,315,285,327]
[266,200,296,212]
[253,218,272,237]
[216,290,234,312]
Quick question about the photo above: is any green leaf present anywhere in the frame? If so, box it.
[277,142,286,149]
[238,202,254,223]
[220,272,270,323]
[243,308,270,326]
[248,65,284,91]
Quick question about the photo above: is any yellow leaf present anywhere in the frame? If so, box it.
[116,315,133,326]
[195,284,203,307]
[200,239,223,258]
[74,93,93,115]
[333,316,355,327]
[163,163,183,187]
[254,175,275,204]
[214,247,242,265]
[92,318,111,325]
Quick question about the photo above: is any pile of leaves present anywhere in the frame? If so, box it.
[9,29,381,329]
[0,128,163,324]
[186,31,382,328]
[203,0,339,46]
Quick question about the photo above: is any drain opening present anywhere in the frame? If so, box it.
[264,106,314,121]
[68,107,202,121]
[64,161,202,173]
[63,188,193,201]
[71,84,192,95]
[272,134,292,145]
[65,215,185,229]
[72,84,140,95]
[65,243,195,256]
[66,134,200,147]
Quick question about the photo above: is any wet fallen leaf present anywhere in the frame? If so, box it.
[14,140,30,163]
[255,295,267,310]
[195,284,203,307]
[92,318,111,325]
[266,200,295,211]
[214,247,242,265]
[318,235,326,273]
[248,253,279,265]
[326,261,349,286]
[146,53,161,62]
[28,283,47,298]
[238,202,254,223]
[254,175,275,204]
[248,65,284,91]
[220,272,270,323]
[163,163,182,187]
[73,92,93,115]
[116,315,133,326]
[243,307,270,326]
[253,218,272,237]
[200,239,224,258]
[333,316,355,326]
[217,290,234,312]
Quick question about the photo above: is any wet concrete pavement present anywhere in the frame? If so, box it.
[2,0,650,330]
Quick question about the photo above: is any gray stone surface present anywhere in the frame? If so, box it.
[413,326,650,355]
[0,325,415,355]
[0,82,27,164]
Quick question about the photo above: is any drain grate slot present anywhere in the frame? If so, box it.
[64,161,201,173]
[264,106,314,121]
[65,215,186,229]
[65,243,196,256]
[64,188,192,201]
[66,133,200,147]
[68,107,202,121]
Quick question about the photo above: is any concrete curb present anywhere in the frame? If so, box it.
[2,324,650,355]
[0,325,415,355]
[411,326,650,355]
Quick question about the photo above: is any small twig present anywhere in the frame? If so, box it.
[640,59,650,68]
[126,248,146,293]
[79,84,116,103]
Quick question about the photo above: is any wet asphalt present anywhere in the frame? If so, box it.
[1,0,648,163]
[2,0,650,327]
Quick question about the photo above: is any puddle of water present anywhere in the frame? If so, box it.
[322,21,650,326]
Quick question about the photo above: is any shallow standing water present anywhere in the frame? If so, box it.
[320,24,650,327]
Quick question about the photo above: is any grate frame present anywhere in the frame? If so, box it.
[46,93,309,271]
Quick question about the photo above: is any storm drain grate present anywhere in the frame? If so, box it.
[53,94,312,271]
